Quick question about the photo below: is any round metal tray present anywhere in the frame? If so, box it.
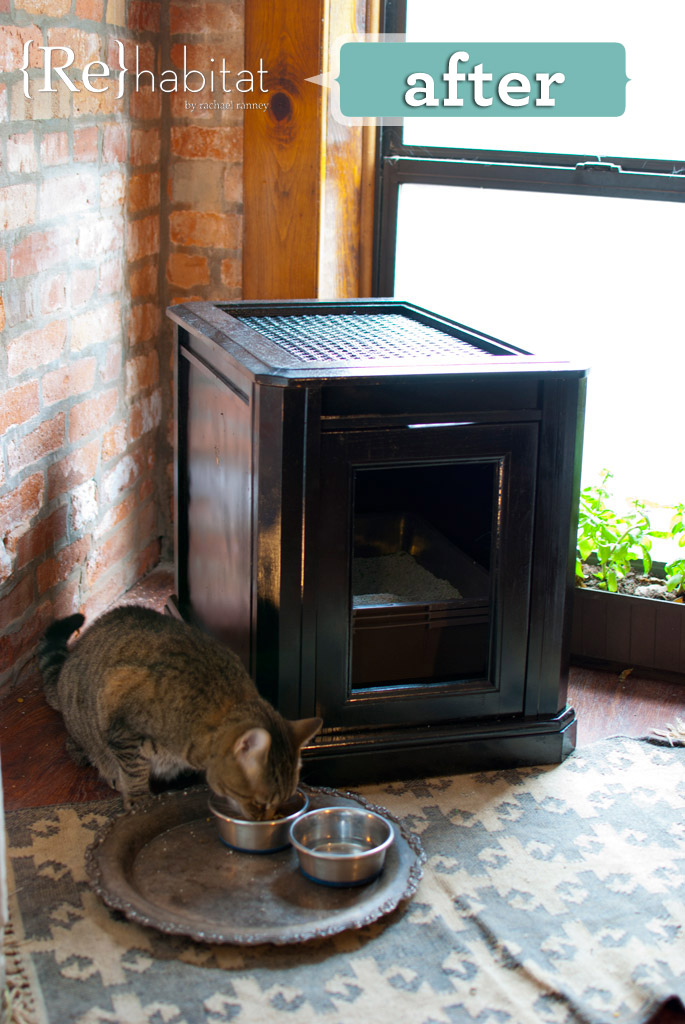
[86,786,424,945]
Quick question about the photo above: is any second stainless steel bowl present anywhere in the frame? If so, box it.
[289,806,394,886]
[209,789,309,853]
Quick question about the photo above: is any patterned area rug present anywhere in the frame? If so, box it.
[4,736,685,1024]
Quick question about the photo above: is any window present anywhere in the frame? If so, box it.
[375,0,685,547]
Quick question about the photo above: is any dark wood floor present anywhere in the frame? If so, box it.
[2,562,685,812]
[2,563,684,1022]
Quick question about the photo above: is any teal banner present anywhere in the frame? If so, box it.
[337,42,628,117]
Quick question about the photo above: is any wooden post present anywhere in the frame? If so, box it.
[243,0,377,300]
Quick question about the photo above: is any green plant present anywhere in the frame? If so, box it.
[576,470,654,593]
[664,503,685,599]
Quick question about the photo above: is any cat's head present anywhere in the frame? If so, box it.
[206,715,322,820]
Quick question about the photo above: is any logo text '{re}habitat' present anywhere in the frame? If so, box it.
[21,40,268,99]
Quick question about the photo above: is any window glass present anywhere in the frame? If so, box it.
[395,183,685,540]
[403,0,685,164]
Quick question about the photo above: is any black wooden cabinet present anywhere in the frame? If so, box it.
[167,299,587,785]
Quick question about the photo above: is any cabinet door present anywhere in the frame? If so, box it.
[314,422,538,727]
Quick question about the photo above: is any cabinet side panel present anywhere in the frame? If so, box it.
[184,353,253,672]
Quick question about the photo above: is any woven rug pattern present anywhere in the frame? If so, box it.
[4,736,685,1024]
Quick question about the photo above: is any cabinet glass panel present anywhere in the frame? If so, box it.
[350,461,497,690]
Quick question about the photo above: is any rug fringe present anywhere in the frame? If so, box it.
[2,914,40,1024]
[651,718,685,746]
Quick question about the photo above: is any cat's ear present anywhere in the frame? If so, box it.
[233,727,271,781]
[291,717,323,749]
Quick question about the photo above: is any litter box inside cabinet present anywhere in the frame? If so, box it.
[167,299,588,785]
[351,512,491,689]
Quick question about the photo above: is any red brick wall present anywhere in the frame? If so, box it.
[0,0,245,688]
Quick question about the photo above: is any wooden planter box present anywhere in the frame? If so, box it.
[571,584,685,678]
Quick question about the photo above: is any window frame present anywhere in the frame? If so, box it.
[373,0,685,294]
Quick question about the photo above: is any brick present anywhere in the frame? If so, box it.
[74,126,99,162]
[130,128,160,166]
[101,341,122,382]
[40,132,69,167]
[15,0,71,13]
[220,256,241,290]
[167,251,210,289]
[0,23,43,72]
[7,411,65,475]
[76,212,124,259]
[47,437,100,499]
[170,126,241,161]
[98,257,124,296]
[0,600,53,674]
[71,478,98,530]
[102,123,127,163]
[71,299,121,350]
[10,77,71,121]
[41,273,68,314]
[7,132,37,173]
[127,171,160,213]
[129,86,162,121]
[128,304,160,346]
[127,214,159,261]
[101,420,126,461]
[169,210,241,249]
[128,388,162,441]
[0,472,44,537]
[224,163,242,204]
[106,0,125,26]
[169,89,216,122]
[10,228,67,278]
[170,161,222,209]
[69,388,117,442]
[12,505,68,571]
[170,43,240,73]
[111,37,152,72]
[170,1,239,35]
[71,267,97,306]
[72,87,118,118]
[129,262,157,299]
[137,537,161,580]
[98,170,125,208]
[37,536,91,595]
[46,28,100,68]
[0,82,6,121]
[125,348,159,394]
[42,356,97,406]
[95,491,135,538]
[75,0,104,18]
[0,294,5,333]
[138,476,154,503]
[7,319,67,376]
[102,448,146,503]
[86,517,135,586]
[80,561,131,622]
[0,183,37,231]
[0,576,34,631]
[128,0,160,32]
[40,170,98,220]
[0,380,39,436]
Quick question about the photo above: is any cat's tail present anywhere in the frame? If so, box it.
[38,613,85,710]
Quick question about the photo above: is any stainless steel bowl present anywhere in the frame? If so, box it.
[209,790,309,853]
[289,806,394,886]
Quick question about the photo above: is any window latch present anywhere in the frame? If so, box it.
[574,160,622,173]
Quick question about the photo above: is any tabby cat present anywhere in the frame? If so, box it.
[39,605,322,817]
